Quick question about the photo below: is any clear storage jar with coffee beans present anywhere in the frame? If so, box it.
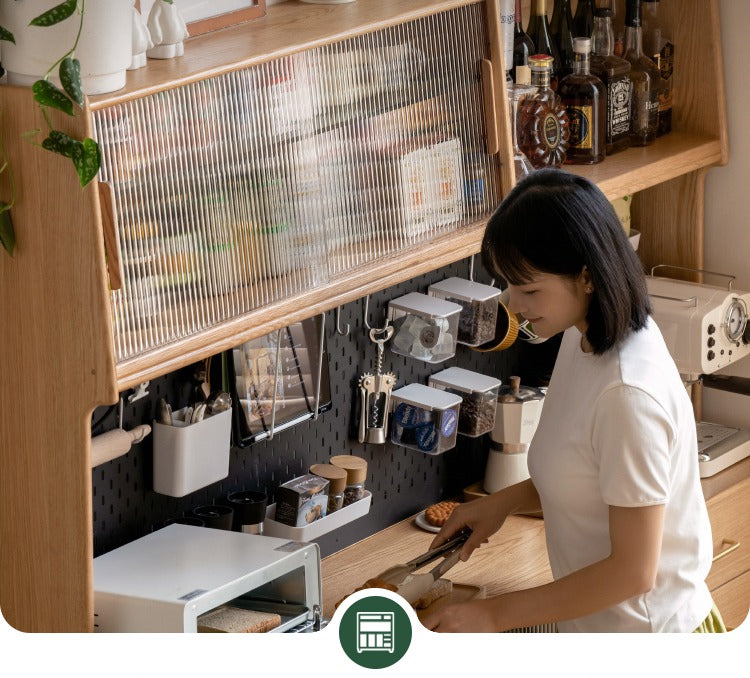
[310,463,348,513]
[329,455,368,506]
[390,383,462,455]
[428,367,501,437]
[387,292,462,363]
[428,277,502,346]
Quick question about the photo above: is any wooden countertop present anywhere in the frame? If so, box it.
[321,512,552,619]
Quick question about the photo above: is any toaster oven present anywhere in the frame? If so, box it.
[93,524,323,632]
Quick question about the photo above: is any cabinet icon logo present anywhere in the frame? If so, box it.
[338,595,413,668]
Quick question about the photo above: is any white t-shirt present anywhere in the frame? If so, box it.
[528,317,713,632]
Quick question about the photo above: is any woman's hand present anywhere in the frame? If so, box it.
[421,598,503,633]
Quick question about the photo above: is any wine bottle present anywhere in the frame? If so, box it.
[573,0,595,39]
[512,0,535,83]
[527,0,561,89]
[550,0,575,78]
[642,0,673,136]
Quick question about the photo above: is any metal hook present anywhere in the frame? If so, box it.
[313,313,325,420]
[362,295,390,332]
[267,327,283,441]
[469,253,496,287]
[335,306,350,336]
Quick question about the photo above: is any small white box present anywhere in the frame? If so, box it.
[152,407,232,497]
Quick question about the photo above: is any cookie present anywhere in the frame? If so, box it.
[424,500,459,527]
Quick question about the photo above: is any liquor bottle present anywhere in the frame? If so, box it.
[550,0,575,78]
[500,0,516,81]
[559,37,605,164]
[517,54,570,168]
[590,8,632,155]
[642,0,673,136]
[573,0,595,39]
[512,0,535,83]
[623,0,660,146]
[527,0,561,89]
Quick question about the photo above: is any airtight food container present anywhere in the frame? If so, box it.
[428,277,502,346]
[428,367,501,437]
[390,383,462,455]
[387,292,462,363]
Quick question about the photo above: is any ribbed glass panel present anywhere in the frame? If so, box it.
[93,3,498,363]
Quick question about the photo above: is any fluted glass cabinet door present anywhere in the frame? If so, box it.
[93,2,499,363]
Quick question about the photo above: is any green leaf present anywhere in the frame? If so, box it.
[32,79,74,116]
[0,25,15,43]
[41,130,80,159]
[73,138,101,187]
[29,0,78,27]
[60,58,83,107]
[0,203,15,256]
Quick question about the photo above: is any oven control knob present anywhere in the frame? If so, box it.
[708,324,716,335]
[707,350,716,361]
[707,337,716,348]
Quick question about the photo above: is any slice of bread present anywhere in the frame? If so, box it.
[413,578,453,609]
[197,605,282,633]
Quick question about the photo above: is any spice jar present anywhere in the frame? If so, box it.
[388,292,462,363]
[428,367,501,437]
[310,463,348,513]
[329,455,368,506]
[428,277,502,346]
[390,383,462,454]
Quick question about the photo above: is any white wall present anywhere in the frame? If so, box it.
[703,0,750,429]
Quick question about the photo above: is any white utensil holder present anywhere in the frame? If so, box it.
[152,407,232,497]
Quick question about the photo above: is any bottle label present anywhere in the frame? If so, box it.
[543,112,562,150]
[632,87,659,136]
[568,106,593,149]
[609,78,632,138]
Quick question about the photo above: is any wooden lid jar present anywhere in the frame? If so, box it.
[329,455,368,506]
[310,463,347,512]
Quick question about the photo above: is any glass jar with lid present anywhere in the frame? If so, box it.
[388,292,462,363]
[329,455,368,506]
[310,463,348,513]
[428,367,501,437]
[428,277,502,347]
[390,383,462,455]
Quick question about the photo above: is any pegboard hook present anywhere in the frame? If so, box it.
[362,295,390,332]
[267,327,283,441]
[313,313,325,420]
[335,306,350,336]
[468,253,496,286]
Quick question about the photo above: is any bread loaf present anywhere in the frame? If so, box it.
[197,605,281,633]
[413,578,453,609]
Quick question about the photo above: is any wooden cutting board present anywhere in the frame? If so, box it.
[415,582,485,622]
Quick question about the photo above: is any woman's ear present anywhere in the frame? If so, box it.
[579,266,594,293]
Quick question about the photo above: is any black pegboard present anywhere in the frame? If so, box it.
[92,257,558,558]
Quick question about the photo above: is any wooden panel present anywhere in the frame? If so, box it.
[321,511,551,619]
[712,569,750,632]
[0,87,118,631]
[706,476,750,592]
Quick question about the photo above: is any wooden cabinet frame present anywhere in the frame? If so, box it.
[0,0,728,631]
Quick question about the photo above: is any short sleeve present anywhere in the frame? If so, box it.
[592,385,675,507]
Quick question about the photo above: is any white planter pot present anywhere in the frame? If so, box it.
[0,0,132,95]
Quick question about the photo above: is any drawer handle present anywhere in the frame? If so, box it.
[712,538,740,563]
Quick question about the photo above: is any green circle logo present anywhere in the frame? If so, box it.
[338,594,413,668]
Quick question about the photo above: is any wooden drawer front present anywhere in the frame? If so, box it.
[706,476,750,590]
[711,569,750,631]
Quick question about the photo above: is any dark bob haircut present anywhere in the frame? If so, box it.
[481,168,651,354]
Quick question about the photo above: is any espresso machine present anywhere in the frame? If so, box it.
[484,376,545,493]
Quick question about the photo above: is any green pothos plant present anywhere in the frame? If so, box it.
[2,1,180,255]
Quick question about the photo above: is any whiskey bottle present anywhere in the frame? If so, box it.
[559,37,605,164]
[517,54,570,168]
[500,0,516,81]
[642,0,673,136]
[527,0,561,89]
[623,0,660,146]
[573,0,595,39]
[550,0,575,78]
[512,0,535,83]
[590,8,632,155]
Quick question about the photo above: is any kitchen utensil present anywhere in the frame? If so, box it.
[376,531,469,586]
[358,324,397,444]
[395,548,463,605]
[206,390,232,415]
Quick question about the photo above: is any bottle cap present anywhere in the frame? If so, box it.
[573,37,591,54]
[594,8,613,18]
[329,455,368,485]
[528,54,554,71]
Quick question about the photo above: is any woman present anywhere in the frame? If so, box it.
[424,169,724,633]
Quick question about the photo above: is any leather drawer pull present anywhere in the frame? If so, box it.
[712,538,740,563]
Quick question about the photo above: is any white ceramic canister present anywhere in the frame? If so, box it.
[0,0,132,95]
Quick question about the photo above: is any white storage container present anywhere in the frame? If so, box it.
[387,292,462,363]
[390,383,462,454]
[428,367,501,437]
[428,277,502,346]
[152,407,232,497]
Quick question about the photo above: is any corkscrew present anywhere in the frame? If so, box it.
[358,325,397,444]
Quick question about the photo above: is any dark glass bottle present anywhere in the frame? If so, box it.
[517,54,570,168]
[623,0,660,146]
[559,37,605,164]
[550,0,575,78]
[573,0,595,39]
[527,0,561,89]
[642,0,673,136]
[590,8,632,155]
[512,0,535,83]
